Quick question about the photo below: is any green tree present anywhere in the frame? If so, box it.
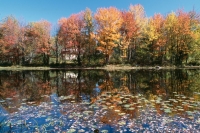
[82,8,96,65]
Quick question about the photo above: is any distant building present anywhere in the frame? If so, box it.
[61,48,77,60]
[61,47,84,61]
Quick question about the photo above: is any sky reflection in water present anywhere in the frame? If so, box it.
[0,70,199,132]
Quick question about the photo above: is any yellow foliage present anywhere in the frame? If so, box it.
[129,4,148,36]
[144,14,164,42]
[164,12,178,32]
[94,7,122,55]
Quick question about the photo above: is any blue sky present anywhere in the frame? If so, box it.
[0,0,200,27]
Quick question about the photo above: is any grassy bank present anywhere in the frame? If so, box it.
[0,64,200,71]
[0,66,51,70]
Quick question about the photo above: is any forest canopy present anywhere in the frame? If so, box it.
[0,4,200,67]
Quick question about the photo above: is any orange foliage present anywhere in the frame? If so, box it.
[25,20,51,55]
[150,13,165,50]
[94,7,122,58]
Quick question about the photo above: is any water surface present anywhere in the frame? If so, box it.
[0,69,200,132]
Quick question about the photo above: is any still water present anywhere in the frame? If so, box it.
[0,69,200,132]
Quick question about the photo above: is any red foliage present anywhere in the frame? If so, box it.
[120,11,139,42]
[58,12,85,48]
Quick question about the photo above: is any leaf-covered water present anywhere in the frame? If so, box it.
[0,69,200,132]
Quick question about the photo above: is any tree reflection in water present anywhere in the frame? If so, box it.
[0,69,199,132]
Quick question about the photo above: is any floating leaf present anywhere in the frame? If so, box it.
[67,128,76,133]
[129,108,135,110]
[115,109,120,112]
[68,115,73,119]
[164,109,171,113]
[119,113,126,116]
[118,101,123,105]
[178,109,184,111]
[6,98,13,100]
[118,121,126,126]
[78,129,85,132]
[0,100,5,103]
[124,104,130,108]
[101,130,108,133]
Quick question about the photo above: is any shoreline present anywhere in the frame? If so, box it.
[0,65,200,71]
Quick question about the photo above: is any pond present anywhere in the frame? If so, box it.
[0,69,200,132]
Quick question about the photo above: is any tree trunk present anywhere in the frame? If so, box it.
[43,53,49,66]
[55,36,58,64]
[128,46,132,63]
[105,54,109,64]
[77,45,81,66]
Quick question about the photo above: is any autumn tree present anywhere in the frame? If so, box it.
[18,22,27,65]
[58,12,85,66]
[0,20,5,61]
[164,12,177,65]
[24,23,37,63]
[0,16,20,64]
[129,4,147,32]
[129,4,147,63]
[144,13,165,64]
[82,8,96,65]
[24,20,51,65]
[164,10,193,66]
[50,31,60,64]
[188,10,200,64]
[175,10,192,65]
[120,11,139,61]
[94,7,122,64]
[36,20,52,65]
